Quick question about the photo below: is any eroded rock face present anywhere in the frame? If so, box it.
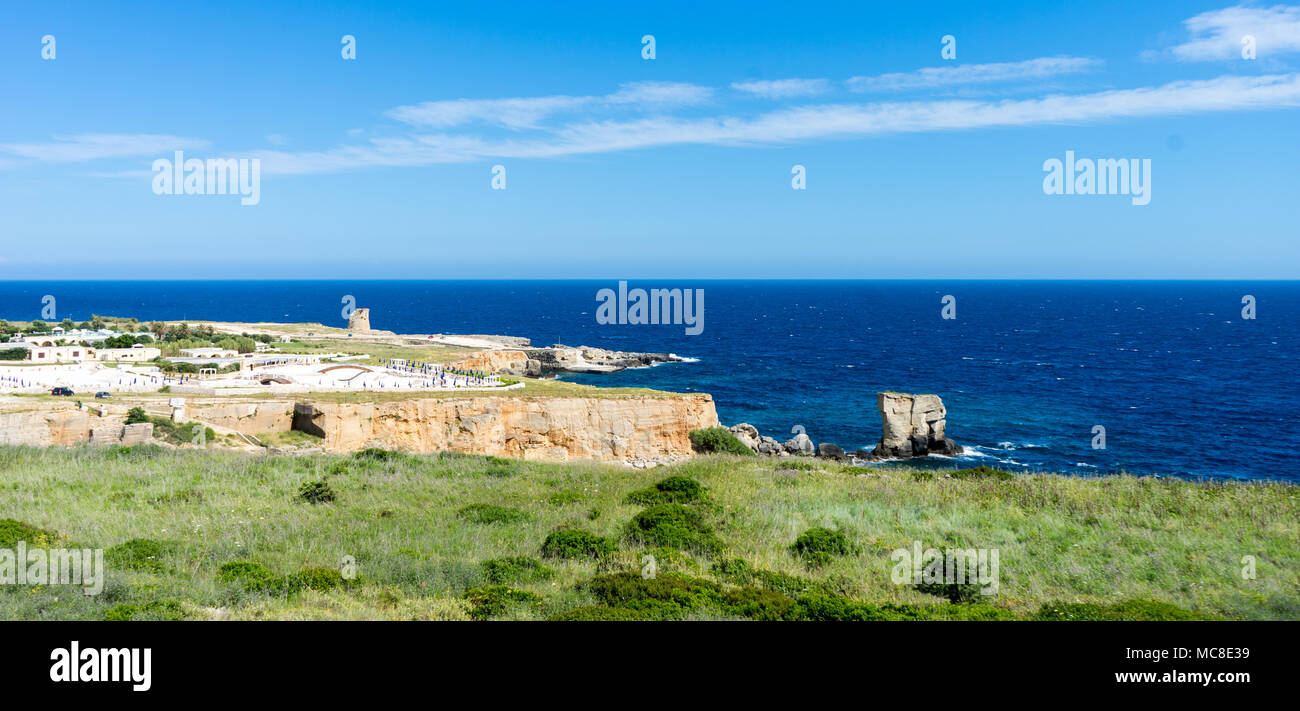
[871,392,961,458]
[0,409,91,446]
[187,402,293,433]
[293,394,720,463]
[446,350,533,376]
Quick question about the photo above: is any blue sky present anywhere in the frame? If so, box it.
[1,1,1297,279]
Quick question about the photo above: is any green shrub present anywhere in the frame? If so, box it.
[688,427,755,456]
[791,527,853,567]
[353,448,400,461]
[298,480,335,504]
[915,581,987,604]
[949,466,1014,481]
[279,566,346,594]
[548,490,583,506]
[548,605,658,621]
[125,407,150,425]
[104,599,187,621]
[107,538,174,572]
[457,504,529,525]
[712,558,814,597]
[217,560,277,589]
[625,476,707,505]
[1033,599,1216,621]
[624,504,724,556]
[0,347,28,361]
[541,529,616,559]
[463,585,541,620]
[0,519,60,547]
[482,556,554,584]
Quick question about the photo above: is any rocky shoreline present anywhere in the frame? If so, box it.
[725,392,963,463]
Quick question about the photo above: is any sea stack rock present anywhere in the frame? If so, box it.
[347,308,372,333]
[872,392,961,458]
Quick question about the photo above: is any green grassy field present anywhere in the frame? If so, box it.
[1,446,1295,621]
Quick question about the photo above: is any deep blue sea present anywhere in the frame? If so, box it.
[2,280,1296,482]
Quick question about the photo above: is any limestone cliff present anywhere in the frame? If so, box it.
[0,409,91,446]
[446,350,537,376]
[292,394,719,463]
[187,402,294,433]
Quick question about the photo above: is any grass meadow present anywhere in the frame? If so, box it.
[0,445,1295,621]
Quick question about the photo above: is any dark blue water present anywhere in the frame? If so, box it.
[2,280,1295,481]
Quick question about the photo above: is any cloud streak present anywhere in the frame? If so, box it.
[731,78,831,98]
[385,81,712,129]
[0,134,210,163]
[1167,4,1300,61]
[250,73,1300,175]
[847,56,1102,92]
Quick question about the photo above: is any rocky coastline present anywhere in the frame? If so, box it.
[724,391,963,463]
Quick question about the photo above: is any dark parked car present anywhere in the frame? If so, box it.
[94,391,111,399]
[51,387,74,396]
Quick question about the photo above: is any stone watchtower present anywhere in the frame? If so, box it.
[348,308,372,332]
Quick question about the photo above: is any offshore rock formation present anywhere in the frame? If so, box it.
[871,392,961,458]
[725,392,960,460]
[525,345,686,374]
[292,394,719,463]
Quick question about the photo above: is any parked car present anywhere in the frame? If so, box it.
[51,387,74,396]
[94,391,111,399]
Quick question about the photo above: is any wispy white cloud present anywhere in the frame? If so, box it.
[1165,4,1300,61]
[0,134,209,163]
[731,78,831,98]
[847,56,1102,92]
[249,73,1300,175]
[385,81,712,129]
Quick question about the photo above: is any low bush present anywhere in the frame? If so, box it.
[688,427,755,456]
[790,527,853,567]
[104,599,187,621]
[0,519,60,547]
[1033,599,1216,621]
[625,476,707,505]
[217,560,277,589]
[482,556,554,584]
[541,529,616,559]
[298,480,336,504]
[624,504,724,556]
[125,407,150,425]
[463,585,541,620]
[107,538,175,572]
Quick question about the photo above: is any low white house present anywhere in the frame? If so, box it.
[97,345,162,361]
[16,342,161,363]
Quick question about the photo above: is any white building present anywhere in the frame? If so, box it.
[177,347,238,358]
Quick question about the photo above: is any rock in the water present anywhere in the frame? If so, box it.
[783,433,814,455]
[817,443,847,460]
[871,391,961,459]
